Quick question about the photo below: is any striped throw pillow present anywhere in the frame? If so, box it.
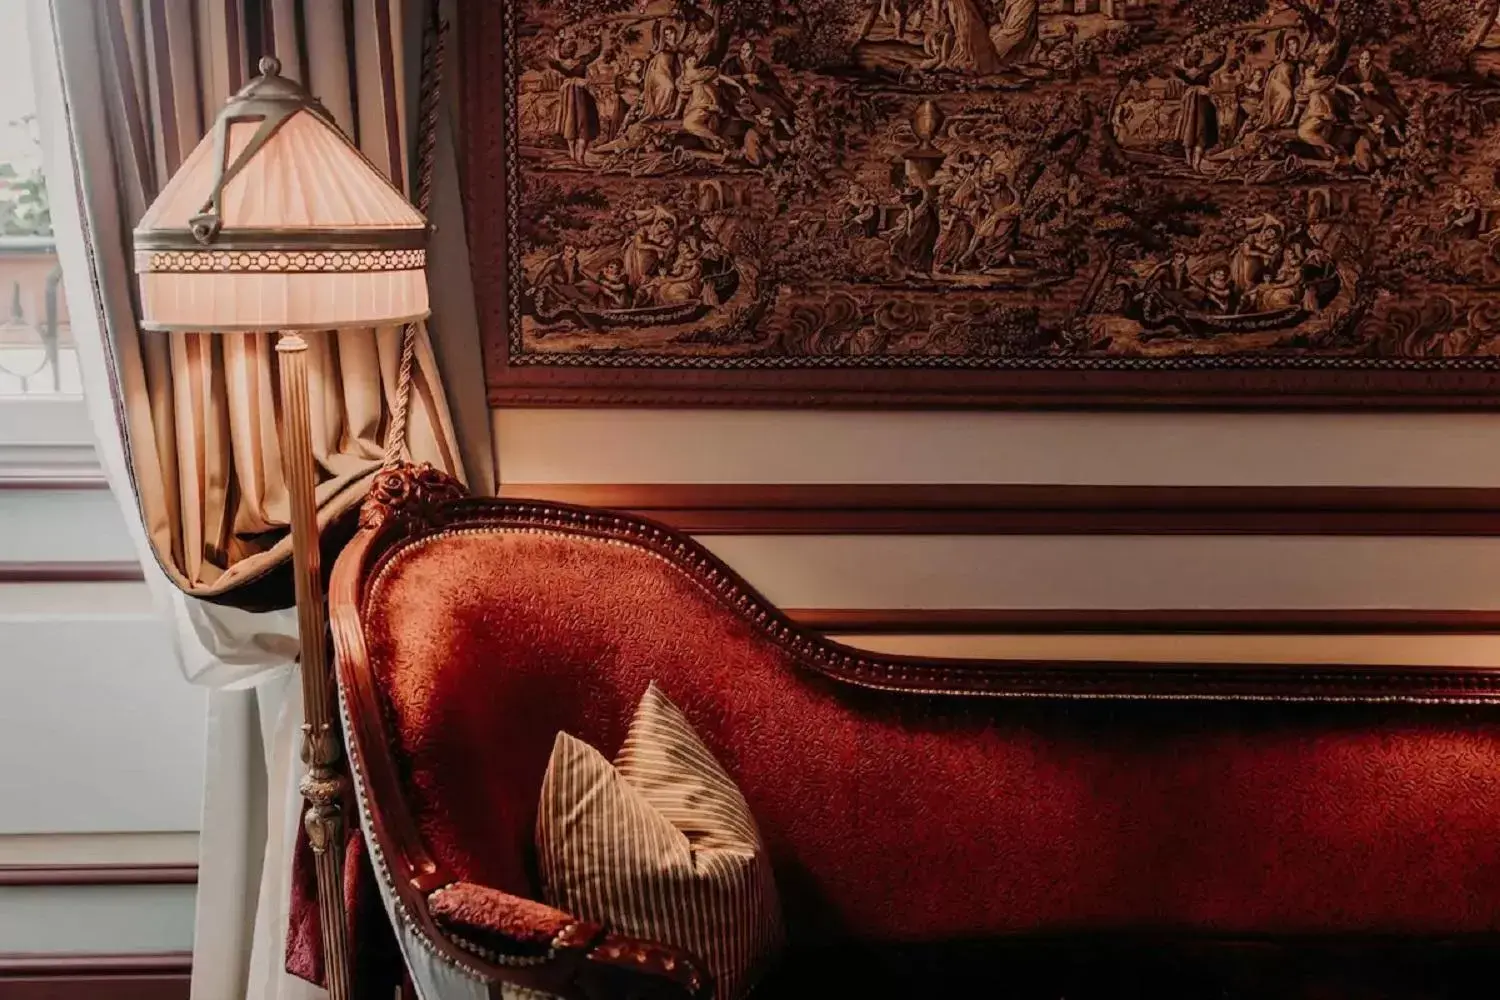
[535,683,784,1000]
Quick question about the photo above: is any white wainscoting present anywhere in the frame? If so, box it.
[494,409,1500,488]
[838,633,1500,666]
[0,474,202,955]
[0,832,198,866]
[0,591,204,834]
[493,408,1500,672]
[699,535,1500,615]
[0,488,137,563]
[0,884,197,954]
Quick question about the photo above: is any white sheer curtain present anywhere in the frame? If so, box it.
[33,0,492,996]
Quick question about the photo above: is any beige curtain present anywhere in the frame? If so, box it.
[94,0,465,601]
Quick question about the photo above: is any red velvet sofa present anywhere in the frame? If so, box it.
[290,466,1500,998]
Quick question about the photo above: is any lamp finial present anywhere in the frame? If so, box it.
[259,55,282,78]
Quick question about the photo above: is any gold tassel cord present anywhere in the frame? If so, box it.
[384,5,448,470]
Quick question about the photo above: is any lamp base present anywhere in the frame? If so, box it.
[277,331,352,1000]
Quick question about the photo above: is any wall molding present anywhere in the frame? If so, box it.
[499,484,1500,536]
[0,833,199,868]
[0,863,197,886]
[0,952,190,1000]
[0,444,105,489]
[790,608,1500,635]
[0,561,144,583]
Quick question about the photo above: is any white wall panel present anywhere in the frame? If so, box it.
[0,884,195,953]
[0,580,155,615]
[0,831,197,866]
[0,608,204,834]
[700,535,1500,612]
[839,633,1500,667]
[495,409,1500,488]
[0,488,136,562]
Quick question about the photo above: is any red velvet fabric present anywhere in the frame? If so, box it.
[758,938,1500,997]
[363,530,1500,942]
[286,821,400,994]
[291,525,1500,990]
[427,880,578,947]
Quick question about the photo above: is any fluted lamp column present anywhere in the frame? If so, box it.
[132,57,430,1000]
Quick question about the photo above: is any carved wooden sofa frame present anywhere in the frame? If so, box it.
[325,464,1500,999]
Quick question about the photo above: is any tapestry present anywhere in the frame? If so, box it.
[467,0,1500,405]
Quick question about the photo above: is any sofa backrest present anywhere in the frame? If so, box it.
[357,500,1500,947]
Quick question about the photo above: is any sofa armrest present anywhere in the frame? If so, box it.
[427,881,712,998]
[428,881,585,954]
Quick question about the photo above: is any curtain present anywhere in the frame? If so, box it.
[87,0,468,601]
[41,1,493,997]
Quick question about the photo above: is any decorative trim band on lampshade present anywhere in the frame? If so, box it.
[137,268,430,332]
[136,248,426,274]
[132,56,431,334]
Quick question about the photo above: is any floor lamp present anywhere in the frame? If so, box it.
[132,57,431,1000]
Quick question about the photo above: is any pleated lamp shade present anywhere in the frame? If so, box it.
[133,57,429,333]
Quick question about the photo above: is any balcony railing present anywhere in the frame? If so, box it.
[0,236,76,397]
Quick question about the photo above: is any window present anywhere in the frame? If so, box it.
[0,21,73,399]
[0,1,92,484]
